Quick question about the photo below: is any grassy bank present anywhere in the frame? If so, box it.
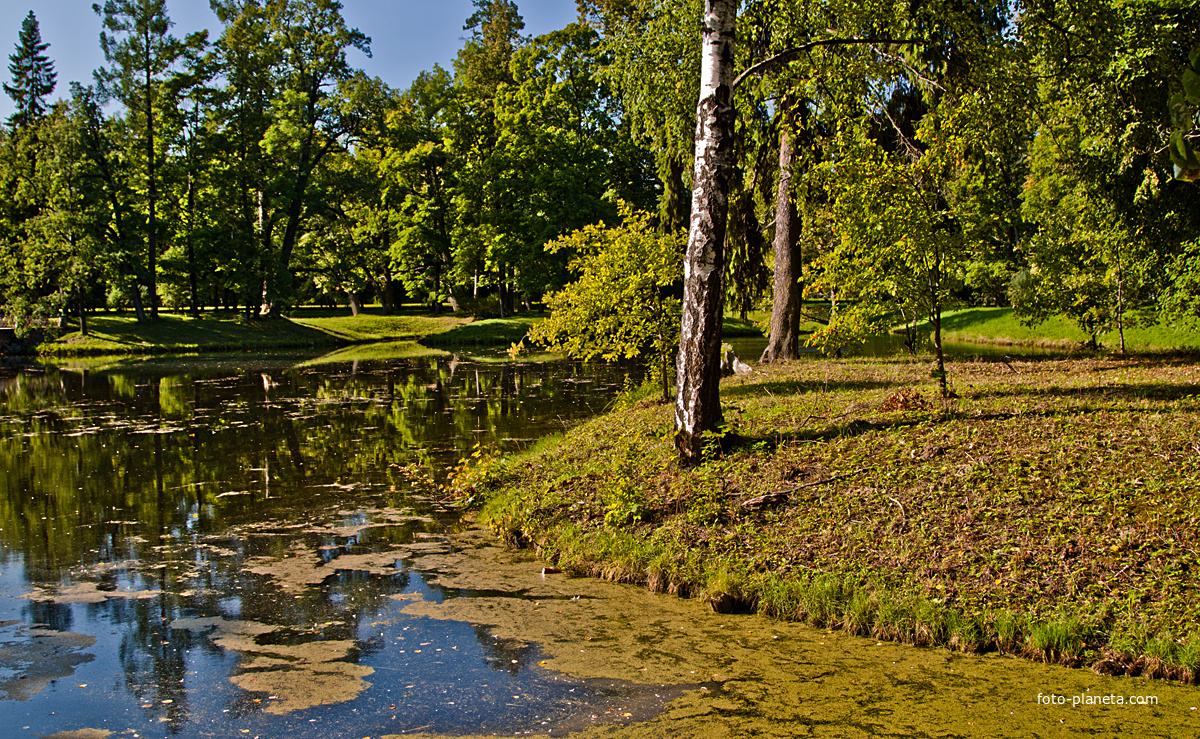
[31,309,470,355]
[422,315,544,346]
[919,307,1200,350]
[473,353,1200,682]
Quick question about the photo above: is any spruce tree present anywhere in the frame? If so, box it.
[4,10,57,128]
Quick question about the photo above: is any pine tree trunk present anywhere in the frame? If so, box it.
[381,263,396,315]
[674,0,737,465]
[761,118,802,363]
[145,47,159,320]
[1115,241,1126,355]
[498,263,510,318]
[253,189,266,320]
[187,171,199,318]
[130,278,146,322]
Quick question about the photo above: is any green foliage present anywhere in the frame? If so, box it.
[1019,0,1200,344]
[528,204,683,400]
[1168,45,1200,182]
[383,71,458,307]
[0,91,119,332]
[3,0,1198,356]
[811,93,985,389]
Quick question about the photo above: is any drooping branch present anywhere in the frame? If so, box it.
[732,37,914,91]
[869,43,945,92]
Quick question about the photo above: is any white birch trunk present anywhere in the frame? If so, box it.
[674,0,737,464]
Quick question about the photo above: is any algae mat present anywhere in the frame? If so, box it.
[396,525,1200,739]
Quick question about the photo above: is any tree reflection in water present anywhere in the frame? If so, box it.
[0,352,644,737]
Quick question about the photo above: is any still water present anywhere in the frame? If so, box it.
[1,344,1194,739]
[0,348,659,737]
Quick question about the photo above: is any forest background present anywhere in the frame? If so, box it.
[1,0,1198,369]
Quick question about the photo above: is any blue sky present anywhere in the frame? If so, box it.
[0,0,580,120]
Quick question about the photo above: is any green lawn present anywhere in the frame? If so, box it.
[34,304,1200,357]
[38,309,469,355]
[421,315,544,346]
[293,340,450,368]
[915,307,1200,350]
[290,312,465,342]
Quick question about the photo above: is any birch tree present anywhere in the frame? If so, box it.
[674,0,737,464]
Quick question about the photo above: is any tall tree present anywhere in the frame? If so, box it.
[584,0,699,232]
[206,0,279,317]
[0,89,115,332]
[74,82,148,320]
[482,23,633,305]
[457,0,525,94]
[760,104,803,362]
[385,67,458,311]
[451,0,527,316]
[93,0,197,320]
[258,0,370,315]
[674,0,737,464]
[4,11,57,129]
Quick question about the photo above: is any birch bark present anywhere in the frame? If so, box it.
[674,0,737,464]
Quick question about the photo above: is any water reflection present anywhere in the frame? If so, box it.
[0,351,651,737]
[0,354,633,583]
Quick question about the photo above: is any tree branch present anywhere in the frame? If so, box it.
[869,43,944,91]
[732,37,915,91]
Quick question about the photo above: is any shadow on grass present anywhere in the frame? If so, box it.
[727,417,942,454]
[722,378,900,399]
[45,314,337,355]
[967,382,1200,404]
[729,389,1192,454]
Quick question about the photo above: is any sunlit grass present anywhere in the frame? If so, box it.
[423,315,544,346]
[293,341,450,367]
[913,307,1200,350]
[40,308,471,355]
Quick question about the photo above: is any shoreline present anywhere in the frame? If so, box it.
[472,354,1200,685]
[2,310,482,357]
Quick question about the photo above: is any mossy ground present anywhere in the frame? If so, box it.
[474,352,1200,681]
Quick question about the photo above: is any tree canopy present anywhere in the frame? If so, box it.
[0,0,1196,453]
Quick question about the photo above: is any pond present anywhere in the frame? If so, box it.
[0,344,1193,739]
